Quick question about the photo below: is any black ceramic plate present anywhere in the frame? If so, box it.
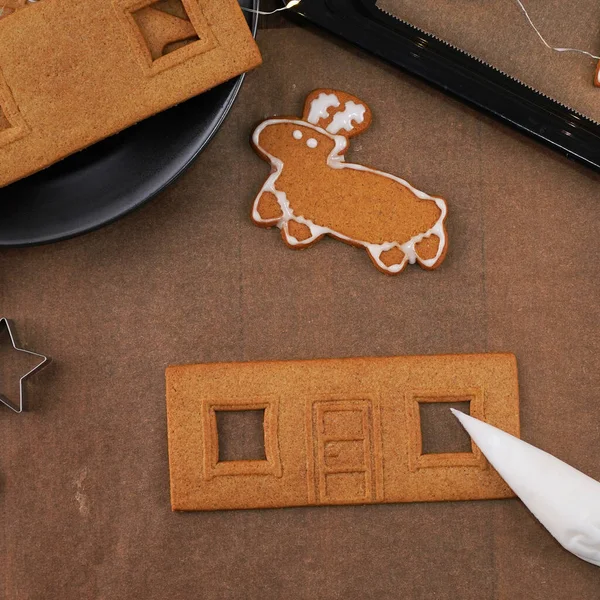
[0,0,258,247]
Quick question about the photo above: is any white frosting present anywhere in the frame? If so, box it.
[306,138,318,148]
[452,410,600,568]
[252,118,447,274]
[326,101,366,135]
[306,93,340,125]
[293,130,303,140]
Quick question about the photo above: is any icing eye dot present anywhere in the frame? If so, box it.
[293,130,303,140]
[306,138,318,148]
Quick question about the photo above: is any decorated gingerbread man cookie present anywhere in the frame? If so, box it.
[250,89,449,275]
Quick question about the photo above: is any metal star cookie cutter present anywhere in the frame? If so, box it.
[0,318,50,414]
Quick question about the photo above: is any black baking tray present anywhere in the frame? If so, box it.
[289,0,600,175]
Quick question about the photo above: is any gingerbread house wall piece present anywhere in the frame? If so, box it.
[166,354,520,511]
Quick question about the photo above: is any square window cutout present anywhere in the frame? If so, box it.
[407,390,486,471]
[132,0,200,61]
[203,400,282,479]
[419,400,471,454]
[0,6,17,21]
[216,409,266,462]
[0,107,12,132]
[0,80,29,148]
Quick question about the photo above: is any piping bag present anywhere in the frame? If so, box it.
[451,409,600,567]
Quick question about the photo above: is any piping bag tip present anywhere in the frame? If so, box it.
[450,407,600,568]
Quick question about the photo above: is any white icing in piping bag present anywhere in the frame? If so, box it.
[451,409,600,567]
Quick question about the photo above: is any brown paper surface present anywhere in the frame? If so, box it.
[1,23,599,599]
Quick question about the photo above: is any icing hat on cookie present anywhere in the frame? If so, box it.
[302,89,372,137]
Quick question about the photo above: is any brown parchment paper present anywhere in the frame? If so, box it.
[1,24,599,599]
[378,0,600,122]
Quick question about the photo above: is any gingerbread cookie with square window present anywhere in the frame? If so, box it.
[166,354,519,511]
[251,89,449,275]
[0,0,261,187]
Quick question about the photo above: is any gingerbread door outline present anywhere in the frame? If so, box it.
[307,396,384,505]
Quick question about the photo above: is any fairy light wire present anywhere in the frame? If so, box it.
[241,0,300,17]
[515,0,600,61]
